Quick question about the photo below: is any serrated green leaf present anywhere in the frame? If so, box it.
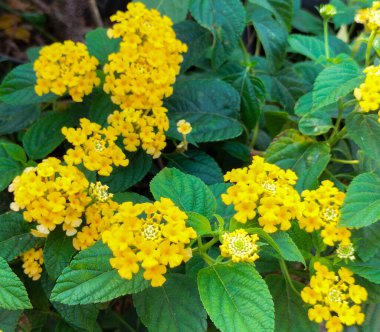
[44,228,76,280]
[165,79,242,142]
[0,157,23,191]
[0,103,40,135]
[0,256,32,310]
[269,232,306,265]
[51,241,149,305]
[312,62,363,110]
[150,168,216,219]
[264,130,331,191]
[187,212,212,236]
[23,110,77,160]
[174,21,212,73]
[100,150,152,193]
[134,274,207,332]
[0,212,41,261]
[288,34,331,60]
[340,173,380,228]
[189,0,246,68]
[85,28,120,65]
[167,150,223,185]
[265,275,318,332]
[0,309,22,332]
[198,263,274,332]
[347,112,380,163]
[137,0,189,23]
[0,64,56,105]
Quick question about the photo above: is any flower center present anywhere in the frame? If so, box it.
[328,288,342,303]
[94,140,105,152]
[228,235,255,258]
[322,207,339,222]
[142,223,161,240]
[89,182,112,202]
[336,243,355,260]
[262,180,276,195]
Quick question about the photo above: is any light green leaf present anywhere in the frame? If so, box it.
[347,112,380,163]
[150,168,216,219]
[264,129,331,191]
[85,28,120,65]
[134,274,207,332]
[344,254,380,284]
[0,141,27,163]
[0,256,32,310]
[312,62,363,110]
[174,21,212,73]
[51,241,149,305]
[100,150,152,193]
[0,64,56,105]
[269,232,306,265]
[187,212,212,236]
[166,79,242,143]
[288,34,331,60]
[198,263,274,332]
[44,228,76,280]
[340,173,380,228]
[23,110,77,160]
[0,212,41,261]
[137,0,190,23]
[265,275,318,332]
[189,0,246,68]
[167,150,223,185]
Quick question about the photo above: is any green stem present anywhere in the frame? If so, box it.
[330,158,359,165]
[328,126,347,147]
[249,122,260,149]
[255,37,261,56]
[323,19,330,59]
[365,30,376,67]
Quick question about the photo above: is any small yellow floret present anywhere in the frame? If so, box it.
[21,248,44,281]
[176,119,192,135]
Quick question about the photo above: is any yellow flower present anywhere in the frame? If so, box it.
[301,263,367,331]
[102,198,196,287]
[355,2,380,32]
[298,180,351,246]
[103,2,187,109]
[34,41,100,101]
[21,248,44,281]
[221,156,300,232]
[219,229,259,262]
[177,119,192,135]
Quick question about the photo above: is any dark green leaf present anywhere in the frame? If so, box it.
[85,28,120,65]
[87,89,116,126]
[137,0,190,23]
[0,157,23,191]
[0,103,40,135]
[0,309,22,332]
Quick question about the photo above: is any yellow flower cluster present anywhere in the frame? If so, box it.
[34,41,100,102]
[73,198,118,251]
[9,158,91,236]
[298,180,351,246]
[355,1,380,32]
[301,262,367,332]
[107,107,169,158]
[62,118,129,176]
[21,248,44,281]
[102,198,196,287]
[220,229,259,263]
[221,156,301,233]
[354,65,380,122]
[103,2,187,109]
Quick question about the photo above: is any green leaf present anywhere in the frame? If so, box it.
[174,21,212,73]
[100,150,152,193]
[292,8,323,35]
[354,221,380,262]
[269,232,306,265]
[189,0,246,68]
[288,34,331,60]
[208,183,235,222]
[198,263,274,332]
[187,212,212,236]
[134,274,207,332]
[223,66,266,129]
[150,168,216,219]
[264,130,331,191]
[85,28,120,65]
[44,228,76,280]
[137,0,190,23]
[23,110,77,160]
[265,275,318,332]
[247,6,288,70]
[347,112,380,163]
[0,64,56,105]
[0,256,32,310]
[340,173,380,228]
[165,79,242,143]
[222,141,251,163]
[312,62,363,110]
[248,0,293,29]
[0,212,41,261]
[113,192,150,204]
[167,150,223,185]
[0,141,27,163]
[0,103,40,135]
[0,309,22,332]
[344,254,380,284]
[362,303,380,332]
[0,157,23,191]
[87,89,116,126]
[51,241,149,305]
